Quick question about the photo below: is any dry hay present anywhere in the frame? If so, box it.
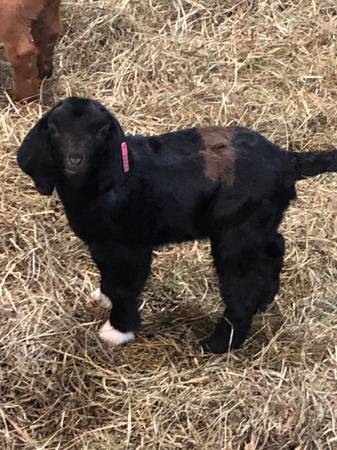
[1,0,337,449]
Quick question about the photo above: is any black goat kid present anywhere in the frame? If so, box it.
[17,97,337,353]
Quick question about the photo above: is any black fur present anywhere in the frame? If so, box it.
[17,97,337,353]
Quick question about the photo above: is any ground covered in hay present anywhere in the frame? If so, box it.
[1,1,337,449]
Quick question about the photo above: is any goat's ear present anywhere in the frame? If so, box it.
[17,115,56,196]
[110,115,126,146]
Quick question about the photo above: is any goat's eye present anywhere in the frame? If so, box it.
[97,124,111,139]
[48,123,59,137]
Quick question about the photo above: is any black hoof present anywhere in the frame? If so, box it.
[201,336,231,354]
[201,318,249,354]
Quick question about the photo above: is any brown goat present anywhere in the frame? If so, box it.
[0,0,61,100]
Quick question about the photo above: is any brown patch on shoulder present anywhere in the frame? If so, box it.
[198,126,236,186]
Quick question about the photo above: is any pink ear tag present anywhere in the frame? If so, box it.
[121,141,130,173]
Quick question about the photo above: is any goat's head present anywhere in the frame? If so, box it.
[17,97,125,195]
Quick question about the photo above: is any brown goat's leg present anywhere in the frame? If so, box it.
[4,32,40,100]
[32,1,61,79]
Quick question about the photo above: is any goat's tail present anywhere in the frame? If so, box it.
[289,148,337,180]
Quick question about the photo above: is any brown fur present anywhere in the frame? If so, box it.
[0,0,61,100]
[198,126,236,186]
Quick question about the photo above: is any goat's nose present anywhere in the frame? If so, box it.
[69,154,83,166]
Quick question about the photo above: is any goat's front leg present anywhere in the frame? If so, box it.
[90,242,152,346]
[4,31,39,100]
[32,0,61,79]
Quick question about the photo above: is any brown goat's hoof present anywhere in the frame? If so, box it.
[15,94,39,103]
[38,62,53,79]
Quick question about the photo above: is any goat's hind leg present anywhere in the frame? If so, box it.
[257,233,285,312]
[3,31,39,100]
[32,0,61,79]
[202,232,284,354]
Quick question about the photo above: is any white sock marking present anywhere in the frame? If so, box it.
[91,288,112,308]
[99,320,135,346]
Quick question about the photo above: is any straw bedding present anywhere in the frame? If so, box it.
[0,1,336,449]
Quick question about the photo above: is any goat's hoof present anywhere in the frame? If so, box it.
[15,93,39,103]
[99,320,135,346]
[201,330,239,354]
[91,288,111,308]
[38,62,53,79]
[201,336,230,354]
